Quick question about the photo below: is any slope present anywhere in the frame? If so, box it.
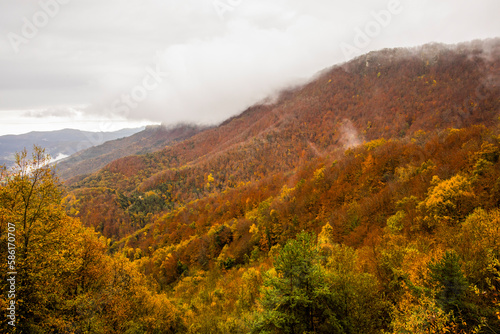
[66,39,499,239]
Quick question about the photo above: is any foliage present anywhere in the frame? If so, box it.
[427,251,469,313]
[254,232,388,333]
[3,41,500,332]
[418,174,475,229]
[254,232,330,333]
[0,147,185,333]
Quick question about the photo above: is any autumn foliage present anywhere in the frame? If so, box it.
[1,39,500,333]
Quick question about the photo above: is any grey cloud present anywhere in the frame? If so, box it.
[22,106,81,118]
[0,0,499,134]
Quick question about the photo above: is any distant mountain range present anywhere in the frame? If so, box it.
[55,124,207,182]
[0,127,144,168]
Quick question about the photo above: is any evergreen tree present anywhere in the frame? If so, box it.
[253,232,340,334]
[428,251,469,313]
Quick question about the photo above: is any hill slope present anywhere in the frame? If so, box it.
[67,39,499,237]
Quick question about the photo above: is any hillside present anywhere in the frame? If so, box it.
[67,39,500,238]
[56,124,207,182]
[6,39,497,333]
[0,127,144,167]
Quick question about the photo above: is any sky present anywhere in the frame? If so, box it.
[0,0,499,136]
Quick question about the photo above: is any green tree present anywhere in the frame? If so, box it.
[253,232,334,334]
[254,232,388,334]
[428,251,468,314]
[324,243,388,333]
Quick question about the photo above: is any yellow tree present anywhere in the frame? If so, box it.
[1,147,187,333]
[0,146,84,332]
[418,174,475,229]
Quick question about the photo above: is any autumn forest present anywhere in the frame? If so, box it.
[1,39,500,333]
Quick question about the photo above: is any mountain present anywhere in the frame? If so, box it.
[0,127,144,167]
[66,39,500,238]
[56,124,207,182]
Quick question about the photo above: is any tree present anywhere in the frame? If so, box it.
[390,292,458,334]
[428,251,469,314]
[253,232,332,334]
[323,243,388,334]
[0,146,84,331]
[456,208,500,291]
[254,231,388,334]
[418,174,475,229]
[453,209,500,331]
[1,147,187,333]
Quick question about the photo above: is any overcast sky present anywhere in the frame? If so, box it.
[0,0,499,135]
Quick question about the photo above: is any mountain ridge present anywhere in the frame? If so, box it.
[67,38,499,240]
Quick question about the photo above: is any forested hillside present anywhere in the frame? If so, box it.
[67,39,499,240]
[1,39,499,333]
